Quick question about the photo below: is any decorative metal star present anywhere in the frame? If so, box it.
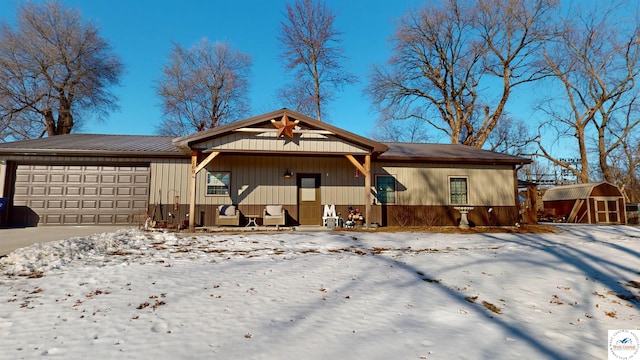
[271,113,298,138]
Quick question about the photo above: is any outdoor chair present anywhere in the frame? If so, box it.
[322,204,339,227]
[263,205,286,226]
[216,205,240,226]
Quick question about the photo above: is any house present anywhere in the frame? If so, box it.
[541,182,626,224]
[0,109,530,229]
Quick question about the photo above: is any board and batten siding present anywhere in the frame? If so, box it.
[0,160,6,197]
[148,159,191,206]
[195,132,371,155]
[150,154,367,207]
[373,162,516,206]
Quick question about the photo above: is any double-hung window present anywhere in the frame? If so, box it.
[449,177,468,205]
[376,175,396,204]
[206,172,230,195]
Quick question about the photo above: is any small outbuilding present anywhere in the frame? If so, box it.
[541,182,626,224]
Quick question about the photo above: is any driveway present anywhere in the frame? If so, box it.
[0,225,133,256]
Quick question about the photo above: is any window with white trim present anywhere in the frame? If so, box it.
[376,175,396,204]
[206,172,230,195]
[449,177,468,204]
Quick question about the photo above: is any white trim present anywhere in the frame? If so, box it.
[235,127,334,135]
[448,176,469,205]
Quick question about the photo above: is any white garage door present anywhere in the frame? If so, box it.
[13,164,150,225]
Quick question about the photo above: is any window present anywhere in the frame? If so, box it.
[206,172,230,195]
[376,175,396,204]
[450,177,468,204]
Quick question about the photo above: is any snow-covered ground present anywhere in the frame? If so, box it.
[0,225,638,359]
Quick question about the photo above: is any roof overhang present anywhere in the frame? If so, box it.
[172,108,389,155]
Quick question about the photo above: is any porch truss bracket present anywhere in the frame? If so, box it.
[344,154,368,177]
[189,151,220,230]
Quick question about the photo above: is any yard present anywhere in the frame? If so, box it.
[0,225,638,359]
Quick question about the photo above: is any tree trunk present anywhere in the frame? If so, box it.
[43,109,57,137]
[58,107,74,135]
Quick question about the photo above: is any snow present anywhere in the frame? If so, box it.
[0,225,638,359]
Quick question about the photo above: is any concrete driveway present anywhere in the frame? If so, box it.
[0,225,133,256]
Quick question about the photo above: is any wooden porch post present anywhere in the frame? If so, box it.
[364,154,371,229]
[345,154,372,229]
[189,151,198,230]
[189,150,220,231]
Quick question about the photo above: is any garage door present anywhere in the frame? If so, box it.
[13,164,150,225]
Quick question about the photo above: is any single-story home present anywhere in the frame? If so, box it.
[541,182,626,224]
[0,109,531,228]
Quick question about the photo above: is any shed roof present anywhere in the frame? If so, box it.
[542,182,619,201]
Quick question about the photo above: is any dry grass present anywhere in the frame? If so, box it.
[482,301,502,314]
[352,224,557,234]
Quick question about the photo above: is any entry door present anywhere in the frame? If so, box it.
[298,174,321,225]
[594,197,620,223]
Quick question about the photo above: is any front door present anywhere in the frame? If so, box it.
[298,174,321,225]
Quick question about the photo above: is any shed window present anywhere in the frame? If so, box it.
[206,172,230,195]
[376,175,396,204]
[450,177,468,204]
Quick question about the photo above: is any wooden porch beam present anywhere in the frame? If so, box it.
[189,151,220,230]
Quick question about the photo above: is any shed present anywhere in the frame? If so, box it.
[541,182,625,224]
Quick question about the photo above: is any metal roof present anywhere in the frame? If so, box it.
[0,134,182,156]
[542,182,604,201]
[379,143,531,165]
[0,113,531,166]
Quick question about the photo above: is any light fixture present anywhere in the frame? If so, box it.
[284,169,293,179]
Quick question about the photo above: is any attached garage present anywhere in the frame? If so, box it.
[542,182,626,224]
[0,134,181,227]
[12,164,150,226]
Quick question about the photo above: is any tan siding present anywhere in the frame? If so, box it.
[149,159,191,205]
[373,162,516,206]
[0,160,6,197]
[195,132,370,154]
[151,154,368,208]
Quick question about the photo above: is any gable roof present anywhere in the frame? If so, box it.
[172,108,389,154]
[0,134,182,157]
[542,182,620,201]
[0,109,531,165]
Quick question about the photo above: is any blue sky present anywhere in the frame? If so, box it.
[0,0,426,138]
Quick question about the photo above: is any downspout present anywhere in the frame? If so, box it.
[514,162,525,225]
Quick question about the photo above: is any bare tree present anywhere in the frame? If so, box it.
[371,117,431,143]
[486,116,536,156]
[278,0,356,121]
[156,39,252,136]
[0,0,124,141]
[607,127,640,201]
[536,1,640,184]
[367,0,557,147]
